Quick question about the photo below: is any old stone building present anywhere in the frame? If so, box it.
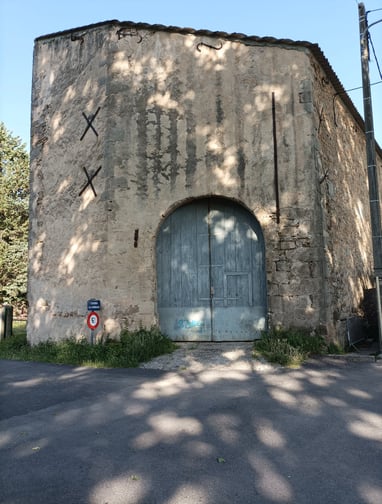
[27,20,382,344]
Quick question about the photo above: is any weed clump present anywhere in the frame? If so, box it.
[253,328,327,367]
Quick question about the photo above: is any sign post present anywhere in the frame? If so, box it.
[87,299,101,344]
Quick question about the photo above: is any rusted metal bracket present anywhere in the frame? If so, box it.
[80,107,100,141]
[272,92,280,224]
[317,106,325,134]
[134,229,139,248]
[319,168,330,184]
[79,166,102,197]
[116,28,142,43]
[196,41,223,52]
[71,33,84,44]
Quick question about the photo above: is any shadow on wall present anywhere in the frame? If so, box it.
[361,287,379,340]
[156,196,267,341]
[28,23,373,341]
[314,68,375,326]
[29,25,297,341]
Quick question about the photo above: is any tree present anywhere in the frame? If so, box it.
[0,123,29,314]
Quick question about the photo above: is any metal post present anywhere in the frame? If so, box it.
[0,305,13,340]
[376,277,382,352]
[5,306,13,338]
[0,307,5,340]
[359,3,382,355]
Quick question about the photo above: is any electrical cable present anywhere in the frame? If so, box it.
[332,80,382,127]
[337,80,382,96]
[369,33,382,80]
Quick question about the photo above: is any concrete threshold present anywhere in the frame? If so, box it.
[327,353,378,363]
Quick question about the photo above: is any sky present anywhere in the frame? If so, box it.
[1,0,381,151]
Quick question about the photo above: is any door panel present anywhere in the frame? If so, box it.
[157,201,212,341]
[156,198,267,341]
[209,201,266,340]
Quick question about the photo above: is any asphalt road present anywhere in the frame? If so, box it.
[1,358,381,504]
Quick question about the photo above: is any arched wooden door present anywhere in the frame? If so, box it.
[156,198,267,341]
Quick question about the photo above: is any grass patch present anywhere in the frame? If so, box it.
[326,341,345,354]
[12,320,27,338]
[253,328,328,367]
[0,326,176,368]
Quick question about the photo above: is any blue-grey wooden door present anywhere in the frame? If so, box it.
[156,198,267,341]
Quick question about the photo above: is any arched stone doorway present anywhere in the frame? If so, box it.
[156,197,267,341]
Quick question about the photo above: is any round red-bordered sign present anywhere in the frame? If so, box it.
[87,311,100,330]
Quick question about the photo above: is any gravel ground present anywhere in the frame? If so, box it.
[139,341,276,372]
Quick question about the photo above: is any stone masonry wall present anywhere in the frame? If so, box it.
[311,55,382,341]
[28,22,339,342]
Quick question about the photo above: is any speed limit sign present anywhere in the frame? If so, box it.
[87,311,100,330]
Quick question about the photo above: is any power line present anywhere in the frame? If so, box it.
[369,33,382,80]
[332,80,382,128]
[337,80,382,96]
[364,8,382,90]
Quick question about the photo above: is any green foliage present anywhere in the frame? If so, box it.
[326,341,345,355]
[253,328,327,367]
[0,123,29,313]
[119,326,176,363]
[0,326,176,368]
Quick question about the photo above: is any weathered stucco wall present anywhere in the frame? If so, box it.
[28,21,374,343]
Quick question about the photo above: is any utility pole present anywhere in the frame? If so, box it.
[358,3,382,355]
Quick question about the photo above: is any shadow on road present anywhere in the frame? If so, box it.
[0,358,381,503]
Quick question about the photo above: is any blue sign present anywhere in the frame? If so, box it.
[87,299,101,311]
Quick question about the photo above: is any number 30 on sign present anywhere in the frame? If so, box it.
[87,311,100,330]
